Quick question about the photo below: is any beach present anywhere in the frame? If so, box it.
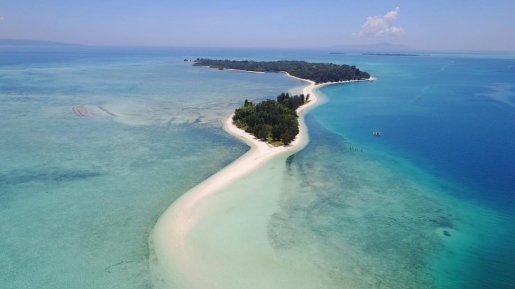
[150,76,317,287]
[150,73,375,288]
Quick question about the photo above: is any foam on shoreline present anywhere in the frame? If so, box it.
[149,74,374,288]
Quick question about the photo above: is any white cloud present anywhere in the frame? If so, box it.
[0,16,4,21]
[354,7,405,37]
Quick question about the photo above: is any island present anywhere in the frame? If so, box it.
[233,93,308,145]
[193,58,370,84]
[361,53,422,57]
[194,59,372,145]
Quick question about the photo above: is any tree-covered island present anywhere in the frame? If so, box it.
[193,59,370,84]
[194,59,372,146]
[233,93,309,145]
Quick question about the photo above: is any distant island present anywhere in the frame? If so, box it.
[326,43,410,51]
[0,39,81,46]
[362,53,422,57]
[193,59,371,84]
[233,93,308,145]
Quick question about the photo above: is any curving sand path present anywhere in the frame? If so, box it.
[149,74,374,288]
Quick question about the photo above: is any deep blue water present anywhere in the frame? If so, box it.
[308,53,515,288]
[317,54,515,214]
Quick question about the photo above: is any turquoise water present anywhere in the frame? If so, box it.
[0,46,300,288]
[1,47,514,288]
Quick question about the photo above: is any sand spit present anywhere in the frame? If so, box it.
[150,74,374,288]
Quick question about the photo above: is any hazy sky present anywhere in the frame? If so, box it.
[1,0,514,50]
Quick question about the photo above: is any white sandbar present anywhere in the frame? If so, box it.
[150,74,374,288]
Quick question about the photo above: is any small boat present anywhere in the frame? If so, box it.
[373,131,381,136]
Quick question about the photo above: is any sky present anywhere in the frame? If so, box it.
[1,0,514,51]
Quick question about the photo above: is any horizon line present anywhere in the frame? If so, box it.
[1,38,514,53]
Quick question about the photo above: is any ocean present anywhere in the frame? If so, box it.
[275,52,515,288]
[1,46,514,288]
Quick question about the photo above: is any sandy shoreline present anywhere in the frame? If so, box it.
[150,74,374,287]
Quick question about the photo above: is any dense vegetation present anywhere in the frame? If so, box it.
[193,59,370,84]
[233,93,310,145]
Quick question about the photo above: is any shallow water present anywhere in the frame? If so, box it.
[173,153,335,289]
[0,46,300,288]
